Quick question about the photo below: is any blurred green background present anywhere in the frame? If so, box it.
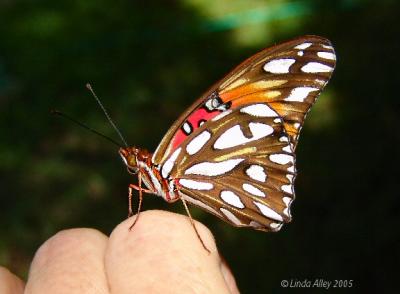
[0,0,398,292]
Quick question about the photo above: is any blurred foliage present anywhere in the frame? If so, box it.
[0,0,399,292]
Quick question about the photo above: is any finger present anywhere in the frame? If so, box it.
[105,210,232,294]
[26,228,109,294]
[0,266,25,294]
[220,256,240,294]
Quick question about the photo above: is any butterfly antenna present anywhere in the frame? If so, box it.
[51,109,122,147]
[86,83,129,148]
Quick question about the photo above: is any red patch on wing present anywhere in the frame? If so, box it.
[171,108,220,149]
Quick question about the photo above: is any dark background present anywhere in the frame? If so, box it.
[0,0,398,292]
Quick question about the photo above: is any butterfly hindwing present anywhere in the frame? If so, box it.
[161,103,295,231]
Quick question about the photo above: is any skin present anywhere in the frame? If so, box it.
[1,210,240,294]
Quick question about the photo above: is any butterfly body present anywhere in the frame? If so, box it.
[120,35,336,232]
[119,147,181,203]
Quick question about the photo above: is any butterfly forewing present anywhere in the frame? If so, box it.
[153,36,336,166]
[217,36,336,149]
[149,35,335,232]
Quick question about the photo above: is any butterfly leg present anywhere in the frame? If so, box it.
[127,184,147,217]
[128,173,144,230]
[127,175,152,218]
[128,185,134,217]
[128,183,153,194]
[180,197,211,253]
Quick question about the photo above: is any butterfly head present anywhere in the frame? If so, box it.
[119,147,152,174]
[119,147,140,174]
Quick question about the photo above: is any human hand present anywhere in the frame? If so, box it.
[1,210,239,293]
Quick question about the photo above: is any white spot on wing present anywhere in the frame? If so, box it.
[246,165,267,182]
[282,196,292,217]
[283,209,290,218]
[220,191,245,208]
[263,58,295,74]
[270,154,294,165]
[287,165,295,173]
[254,201,283,222]
[282,145,292,153]
[283,196,291,206]
[212,109,232,122]
[242,183,266,197]
[281,184,293,194]
[180,193,220,216]
[301,62,333,73]
[295,42,312,49]
[286,174,294,182]
[179,179,213,190]
[270,222,283,230]
[297,51,304,56]
[317,51,336,60]
[214,123,273,149]
[186,131,211,155]
[184,158,244,176]
[285,87,318,102]
[322,44,333,50]
[240,104,278,117]
[249,122,274,139]
[183,122,191,134]
[220,208,242,225]
[279,136,289,142]
[161,147,181,178]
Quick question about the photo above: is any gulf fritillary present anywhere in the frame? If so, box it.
[119,35,336,242]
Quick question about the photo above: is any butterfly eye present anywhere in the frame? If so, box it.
[126,155,139,174]
[119,150,138,174]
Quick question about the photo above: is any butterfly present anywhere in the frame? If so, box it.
[119,35,336,239]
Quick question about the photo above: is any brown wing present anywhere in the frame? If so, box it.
[162,104,295,231]
[217,36,336,149]
[153,35,336,165]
